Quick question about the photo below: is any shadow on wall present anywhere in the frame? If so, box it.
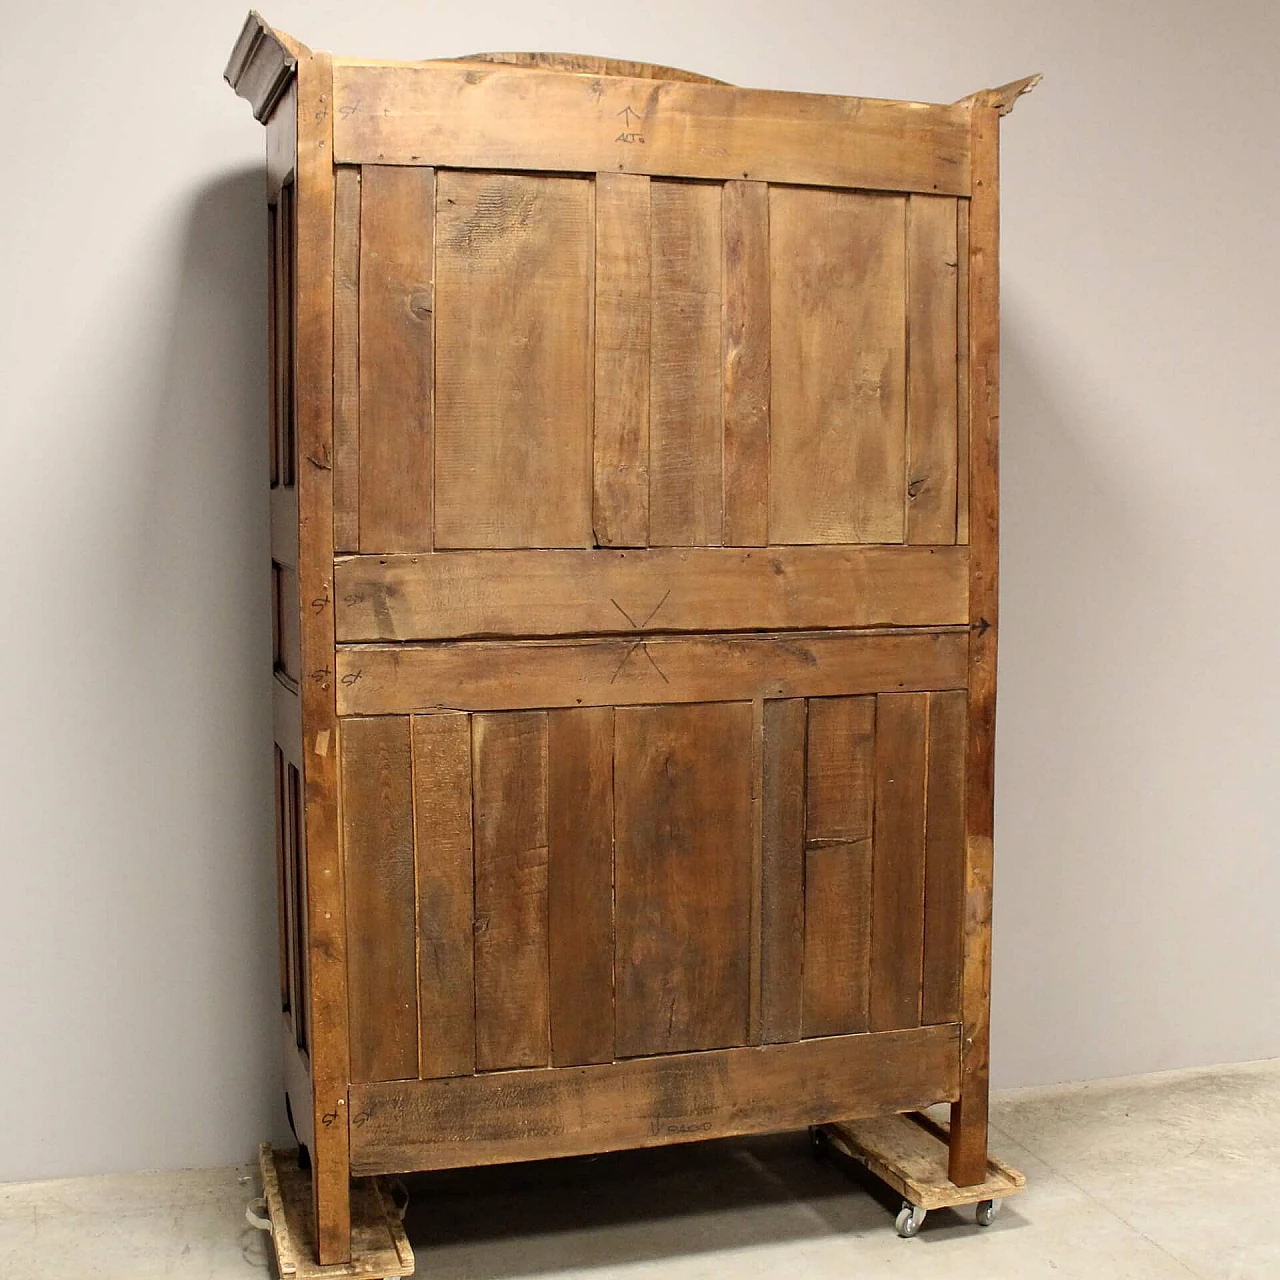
[992,287,1187,1086]
[102,165,292,1168]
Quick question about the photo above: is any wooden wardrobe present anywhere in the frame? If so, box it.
[226,12,1035,1264]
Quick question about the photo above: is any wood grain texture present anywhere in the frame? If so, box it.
[335,545,969,640]
[349,1025,962,1175]
[906,195,959,544]
[802,841,872,1037]
[870,692,928,1032]
[950,103,1001,1187]
[722,180,770,547]
[472,712,550,1071]
[548,707,616,1066]
[759,699,806,1044]
[806,696,876,841]
[650,180,723,546]
[289,49,351,1264]
[770,187,907,544]
[614,702,753,1056]
[434,171,592,549]
[593,173,651,548]
[411,713,475,1079]
[956,199,971,545]
[449,51,726,84]
[922,691,966,1026]
[342,717,418,1084]
[337,630,969,715]
[332,167,360,552]
[358,165,434,552]
[332,64,973,196]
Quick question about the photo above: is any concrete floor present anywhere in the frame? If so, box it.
[2,1057,1277,1280]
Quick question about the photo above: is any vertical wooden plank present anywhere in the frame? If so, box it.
[802,841,872,1037]
[332,167,360,552]
[473,711,550,1071]
[769,187,906,545]
[435,172,593,549]
[759,699,805,1043]
[747,698,765,1043]
[358,165,435,552]
[291,49,351,1265]
[922,690,966,1025]
[412,713,475,1079]
[548,707,615,1066]
[342,717,418,1084]
[593,172,650,548]
[806,696,875,840]
[955,199,971,545]
[802,696,876,1037]
[722,179,770,547]
[950,103,1001,1187]
[906,194,959,545]
[650,180,723,547]
[615,702,753,1056]
[869,692,928,1032]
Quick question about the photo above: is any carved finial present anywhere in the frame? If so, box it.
[954,73,1042,115]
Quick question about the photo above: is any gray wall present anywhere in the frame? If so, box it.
[2,0,1277,1183]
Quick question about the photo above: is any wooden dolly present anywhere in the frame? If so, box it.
[815,1112,1025,1237]
[246,1144,414,1279]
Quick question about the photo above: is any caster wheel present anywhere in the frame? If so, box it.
[808,1126,829,1159]
[975,1198,1000,1227]
[895,1201,927,1238]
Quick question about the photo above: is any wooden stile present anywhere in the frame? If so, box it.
[227,15,1033,1255]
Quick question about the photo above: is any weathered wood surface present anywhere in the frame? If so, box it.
[256,1143,413,1279]
[434,172,593,549]
[289,47,351,1264]
[335,546,969,641]
[950,100,1002,1189]
[822,1111,1025,1211]
[614,703,753,1056]
[335,630,969,715]
[333,63,973,196]
[349,1025,961,1175]
[592,172,651,548]
[341,717,418,1084]
[357,165,434,552]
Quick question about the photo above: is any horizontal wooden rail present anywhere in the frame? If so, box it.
[349,1024,960,1174]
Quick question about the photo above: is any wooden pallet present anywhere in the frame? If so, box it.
[821,1111,1025,1212]
[256,1144,413,1279]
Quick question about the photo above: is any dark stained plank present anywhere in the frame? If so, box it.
[411,713,475,1079]
[870,692,929,1032]
[759,699,806,1043]
[332,166,360,552]
[434,171,593,549]
[358,165,434,552]
[472,711,550,1071]
[548,707,616,1066]
[770,186,906,545]
[650,180,723,547]
[336,629,970,716]
[722,179,770,547]
[614,702,753,1056]
[593,172,650,548]
[802,841,872,1037]
[341,716,418,1084]
[332,64,974,196]
[956,194,971,545]
[806,696,876,841]
[335,544,970,641]
[922,691,967,1026]
[906,194,959,544]
[349,1025,962,1175]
